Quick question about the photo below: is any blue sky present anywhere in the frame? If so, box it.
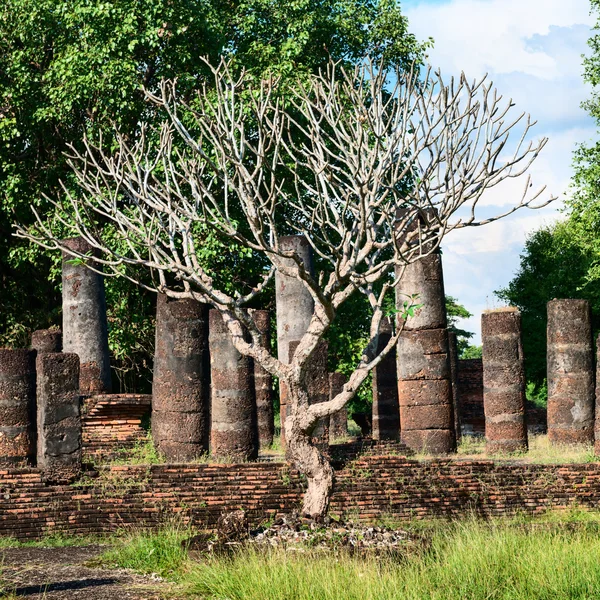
[401,0,598,344]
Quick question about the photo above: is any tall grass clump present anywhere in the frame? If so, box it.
[182,520,600,600]
[100,523,190,579]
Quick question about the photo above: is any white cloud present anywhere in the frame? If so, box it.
[406,0,594,79]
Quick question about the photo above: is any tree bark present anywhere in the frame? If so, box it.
[284,385,334,519]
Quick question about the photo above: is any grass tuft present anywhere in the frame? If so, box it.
[99,523,191,579]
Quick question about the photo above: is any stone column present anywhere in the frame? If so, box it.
[289,340,329,446]
[594,334,600,455]
[250,310,274,449]
[36,353,81,482]
[372,317,400,441]
[209,310,258,461]
[448,331,461,443]
[547,299,594,445]
[396,253,455,454]
[482,308,527,453]
[31,329,62,354]
[275,235,314,446]
[152,294,210,461]
[62,237,111,395]
[329,372,348,440]
[0,349,36,465]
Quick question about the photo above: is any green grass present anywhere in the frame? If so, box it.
[97,512,600,599]
[99,524,191,579]
[455,433,597,464]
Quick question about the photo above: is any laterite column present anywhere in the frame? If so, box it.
[482,308,527,453]
[209,310,258,461]
[372,317,400,441]
[250,310,274,449]
[547,299,594,445]
[396,253,455,454]
[37,353,81,482]
[595,334,600,455]
[329,372,348,440]
[62,237,111,395]
[152,294,210,461]
[31,329,62,354]
[0,350,36,465]
[275,235,314,446]
[448,331,461,442]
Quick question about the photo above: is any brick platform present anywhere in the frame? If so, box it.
[1,456,600,540]
[81,394,151,458]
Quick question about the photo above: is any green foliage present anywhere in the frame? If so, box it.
[100,523,191,580]
[461,345,482,359]
[445,296,475,357]
[0,0,425,387]
[526,380,548,409]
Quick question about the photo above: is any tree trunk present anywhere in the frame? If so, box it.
[284,391,334,519]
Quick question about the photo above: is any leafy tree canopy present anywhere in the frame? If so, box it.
[0,0,426,388]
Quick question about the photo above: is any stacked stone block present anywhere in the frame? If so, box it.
[595,334,600,455]
[152,294,210,461]
[31,329,62,354]
[481,308,527,454]
[209,310,258,461]
[372,317,400,441]
[36,353,81,482]
[448,331,461,443]
[396,254,455,454]
[250,310,274,449]
[275,235,314,446]
[329,372,348,440]
[62,237,111,395]
[0,350,36,466]
[547,299,594,445]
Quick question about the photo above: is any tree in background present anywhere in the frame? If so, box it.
[446,296,481,358]
[0,0,425,389]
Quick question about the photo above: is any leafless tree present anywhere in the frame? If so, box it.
[16,57,554,517]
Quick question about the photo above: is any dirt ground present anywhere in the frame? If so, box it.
[0,546,177,599]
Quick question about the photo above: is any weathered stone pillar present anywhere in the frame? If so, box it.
[209,310,258,461]
[152,294,210,461]
[62,237,111,395]
[275,235,314,447]
[329,372,348,440]
[547,299,594,445]
[0,350,36,465]
[36,353,81,482]
[31,329,62,354]
[289,340,329,446]
[594,334,600,455]
[250,310,274,449]
[396,253,455,454]
[372,317,400,441]
[448,331,461,442]
[482,308,527,453]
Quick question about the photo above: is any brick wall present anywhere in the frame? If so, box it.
[81,394,151,458]
[458,359,484,435]
[1,457,599,540]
